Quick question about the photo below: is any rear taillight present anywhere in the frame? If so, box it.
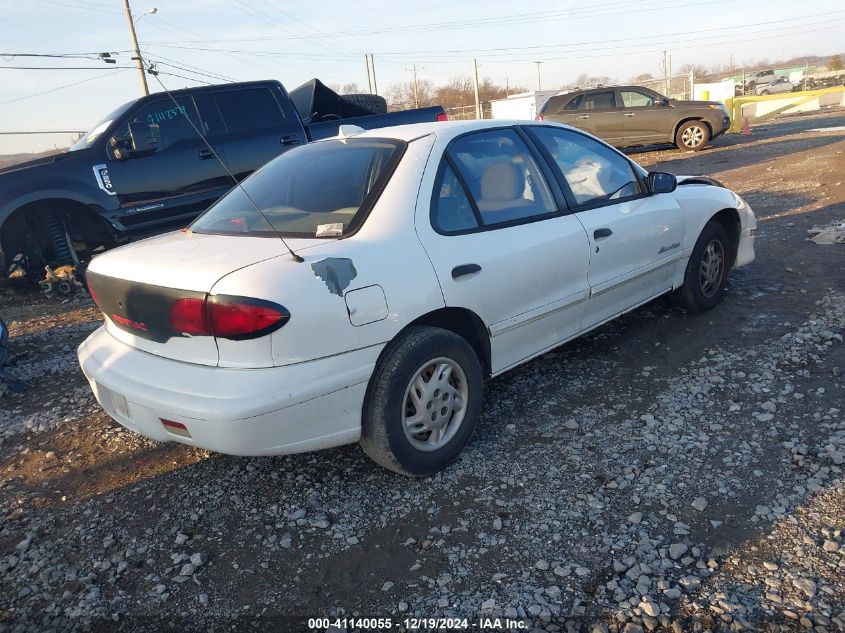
[169,296,289,340]
[169,298,207,336]
[436,112,448,122]
[535,114,545,121]
[86,276,100,307]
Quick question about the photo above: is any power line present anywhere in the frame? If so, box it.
[0,65,136,70]
[0,130,88,135]
[144,0,732,45]
[0,68,127,107]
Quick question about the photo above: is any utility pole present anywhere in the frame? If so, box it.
[365,54,372,93]
[405,64,421,108]
[122,0,149,96]
[662,50,669,96]
[369,54,378,95]
[534,61,543,92]
[472,58,481,119]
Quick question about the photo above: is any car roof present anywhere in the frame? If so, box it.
[353,119,541,143]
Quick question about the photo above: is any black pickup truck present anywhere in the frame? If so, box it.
[0,79,446,283]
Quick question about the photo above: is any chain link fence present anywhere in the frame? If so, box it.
[443,103,492,120]
[630,72,696,100]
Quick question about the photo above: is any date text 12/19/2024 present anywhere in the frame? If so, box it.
[308,617,529,630]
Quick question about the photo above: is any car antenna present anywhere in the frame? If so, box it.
[148,72,304,263]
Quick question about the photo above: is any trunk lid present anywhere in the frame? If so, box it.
[86,230,313,366]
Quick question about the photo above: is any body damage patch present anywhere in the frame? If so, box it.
[311,258,357,297]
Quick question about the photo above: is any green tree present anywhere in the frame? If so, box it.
[830,54,844,71]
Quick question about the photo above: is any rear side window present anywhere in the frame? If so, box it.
[213,88,284,134]
[436,129,556,230]
[192,138,404,238]
[564,95,583,110]
[433,164,479,232]
[582,91,616,110]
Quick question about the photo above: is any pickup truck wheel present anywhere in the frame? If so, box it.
[671,221,730,313]
[675,121,710,151]
[360,325,483,476]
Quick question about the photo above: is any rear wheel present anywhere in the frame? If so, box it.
[360,326,483,476]
[671,221,730,313]
[675,121,710,151]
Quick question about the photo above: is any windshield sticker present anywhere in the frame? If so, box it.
[147,105,188,125]
[316,223,344,237]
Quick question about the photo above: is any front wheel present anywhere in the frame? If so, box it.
[675,121,710,151]
[760,90,770,95]
[360,326,483,476]
[671,221,730,313]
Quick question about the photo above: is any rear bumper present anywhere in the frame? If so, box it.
[78,326,380,456]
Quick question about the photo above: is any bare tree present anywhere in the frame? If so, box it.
[630,72,654,82]
[565,74,613,90]
[679,64,707,78]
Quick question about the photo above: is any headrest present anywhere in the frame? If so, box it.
[480,163,521,201]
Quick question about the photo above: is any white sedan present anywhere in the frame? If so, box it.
[78,120,756,475]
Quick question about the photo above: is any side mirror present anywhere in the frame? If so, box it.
[647,171,677,194]
[112,122,157,159]
[128,121,157,154]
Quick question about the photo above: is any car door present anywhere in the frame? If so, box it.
[105,95,233,232]
[618,88,672,144]
[198,84,307,182]
[571,90,625,146]
[525,125,686,330]
[415,127,592,374]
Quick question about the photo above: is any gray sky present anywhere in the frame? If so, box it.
[1,0,842,153]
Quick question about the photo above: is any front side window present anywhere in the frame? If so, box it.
[620,90,655,108]
[446,129,556,227]
[213,88,283,134]
[112,97,201,152]
[192,138,403,237]
[582,91,616,110]
[530,127,642,206]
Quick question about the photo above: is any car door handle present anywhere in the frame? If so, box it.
[594,228,613,239]
[197,147,218,160]
[578,114,590,119]
[452,264,481,279]
[623,112,636,117]
[280,135,300,146]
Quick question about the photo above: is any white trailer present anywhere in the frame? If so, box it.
[490,90,562,121]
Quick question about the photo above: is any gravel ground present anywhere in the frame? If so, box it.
[0,110,844,632]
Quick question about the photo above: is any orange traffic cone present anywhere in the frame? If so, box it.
[741,117,751,135]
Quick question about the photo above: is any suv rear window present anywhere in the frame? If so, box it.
[191,138,405,238]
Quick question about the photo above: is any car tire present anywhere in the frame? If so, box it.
[671,221,731,314]
[675,120,710,151]
[760,90,770,95]
[341,93,388,115]
[360,325,483,476]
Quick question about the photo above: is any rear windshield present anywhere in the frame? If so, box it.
[191,137,405,238]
